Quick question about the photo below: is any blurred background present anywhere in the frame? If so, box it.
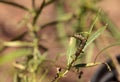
[0,0,120,82]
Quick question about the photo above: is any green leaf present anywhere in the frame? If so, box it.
[88,14,98,35]
[58,13,73,22]
[0,48,32,65]
[86,43,94,63]
[88,9,101,35]
[3,41,33,47]
[66,37,76,65]
[84,25,107,49]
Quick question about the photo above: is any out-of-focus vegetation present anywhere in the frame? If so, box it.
[0,0,120,82]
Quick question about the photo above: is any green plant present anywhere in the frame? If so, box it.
[0,0,120,82]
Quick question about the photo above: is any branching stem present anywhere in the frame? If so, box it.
[52,34,88,82]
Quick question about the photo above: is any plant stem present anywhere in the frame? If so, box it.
[33,0,57,25]
[45,0,56,6]
[52,34,88,82]
[32,0,45,25]
[0,1,29,11]
[32,0,35,9]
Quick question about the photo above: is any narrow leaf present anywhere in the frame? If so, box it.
[74,62,101,68]
[58,13,73,21]
[74,62,111,71]
[0,48,32,65]
[89,14,98,35]
[89,9,101,34]
[66,37,76,65]
[86,43,94,63]
[84,25,107,49]
[3,41,33,47]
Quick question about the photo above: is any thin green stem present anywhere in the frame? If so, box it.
[94,42,120,63]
